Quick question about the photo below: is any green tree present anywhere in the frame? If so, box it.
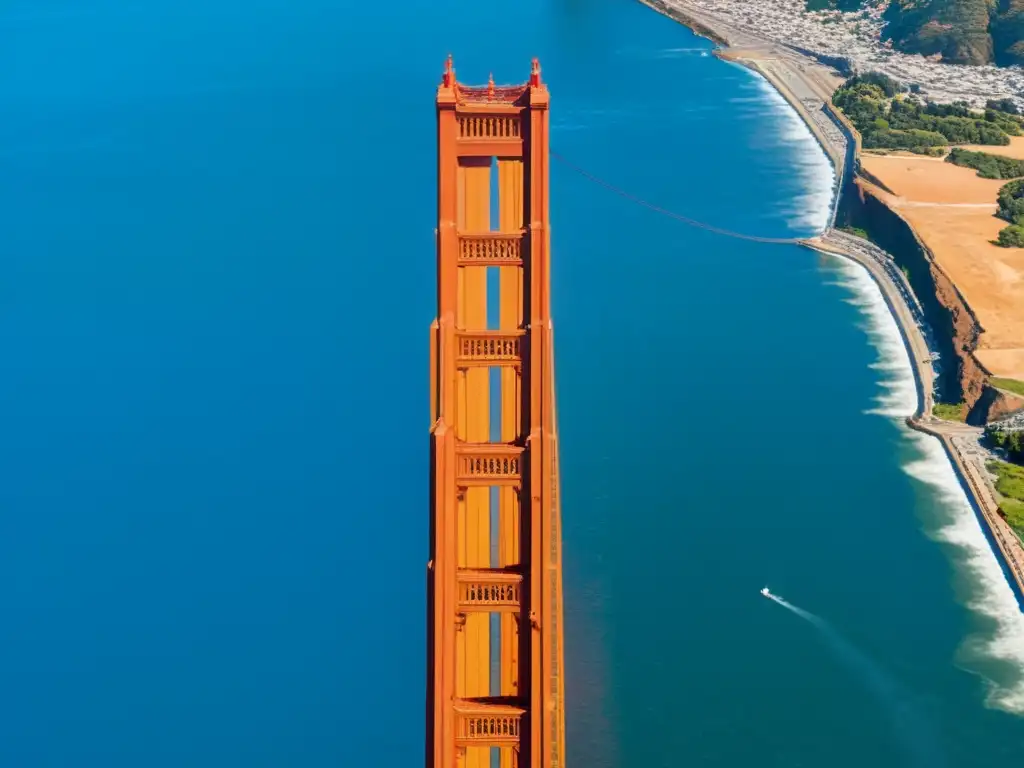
[987,98,1020,115]
[947,148,1024,178]
[997,224,1024,247]
[833,74,1016,150]
[997,179,1024,223]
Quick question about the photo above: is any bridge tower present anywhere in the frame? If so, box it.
[427,57,565,768]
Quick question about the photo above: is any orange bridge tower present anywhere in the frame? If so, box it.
[427,57,566,768]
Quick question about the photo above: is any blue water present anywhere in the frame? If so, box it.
[2,0,1023,765]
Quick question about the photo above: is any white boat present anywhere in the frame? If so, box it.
[760,586,771,597]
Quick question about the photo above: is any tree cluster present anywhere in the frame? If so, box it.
[946,147,1024,178]
[997,179,1024,223]
[832,74,1020,153]
[990,178,1024,247]
[986,428,1024,466]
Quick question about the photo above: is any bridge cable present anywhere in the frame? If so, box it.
[550,151,807,245]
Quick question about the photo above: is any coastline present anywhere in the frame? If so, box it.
[637,0,853,223]
[909,419,1024,609]
[636,0,1024,605]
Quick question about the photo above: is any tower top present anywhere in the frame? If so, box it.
[530,57,542,87]
[442,54,455,88]
[437,57,546,106]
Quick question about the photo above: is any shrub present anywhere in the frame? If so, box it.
[997,225,1024,247]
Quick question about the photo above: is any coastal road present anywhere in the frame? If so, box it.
[944,429,1024,594]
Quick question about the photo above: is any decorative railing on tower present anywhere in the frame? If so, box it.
[427,56,565,768]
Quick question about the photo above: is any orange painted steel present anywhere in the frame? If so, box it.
[428,57,565,768]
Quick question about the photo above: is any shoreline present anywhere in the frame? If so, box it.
[636,0,1024,606]
[637,0,854,224]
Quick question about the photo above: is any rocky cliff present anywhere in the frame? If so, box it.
[845,182,992,416]
[972,385,1024,422]
[926,250,992,418]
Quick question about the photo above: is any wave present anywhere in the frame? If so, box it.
[737,77,835,233]
[831,259,919,418]
[904,436,1024,715]
[830,256,1024,716]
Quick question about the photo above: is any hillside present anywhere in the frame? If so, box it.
[884,0,994,64]
[817,0,1024,65]
[993,0,1024,65]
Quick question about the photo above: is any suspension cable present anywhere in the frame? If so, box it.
[550,151,808,245]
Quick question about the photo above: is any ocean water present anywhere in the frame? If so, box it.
[1,0,1022,765]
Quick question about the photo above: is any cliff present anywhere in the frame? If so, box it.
[926,244,992,420]
[851,178,1024,425]
[847,181,992,417]
[974,385,1024,422]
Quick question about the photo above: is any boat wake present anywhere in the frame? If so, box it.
[765,591,946,767]
[612,45,710,60]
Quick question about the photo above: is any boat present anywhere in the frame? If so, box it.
[760,586,771,597]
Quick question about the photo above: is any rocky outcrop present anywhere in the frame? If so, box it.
[928,258,991,417]
[973,385,1024,422]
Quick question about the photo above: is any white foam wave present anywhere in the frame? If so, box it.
[750,78,835,232]
[832,259,918,418]
[830,256,1024,715]
[903,435,1024,715]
